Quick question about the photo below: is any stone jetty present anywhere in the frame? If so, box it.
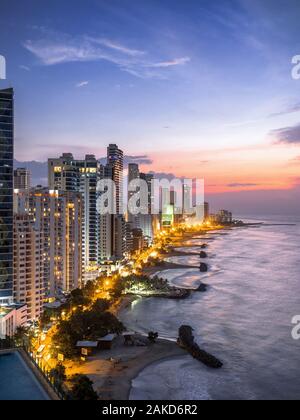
[177,325,223,369]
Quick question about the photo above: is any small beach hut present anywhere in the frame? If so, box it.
[76,341,98,356]
[97,334,117,350]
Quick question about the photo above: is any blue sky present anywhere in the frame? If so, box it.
[1,0,300,213]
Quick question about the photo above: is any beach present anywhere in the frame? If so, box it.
[65,335,185,400]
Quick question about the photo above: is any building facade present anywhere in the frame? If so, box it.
[0,88,14,305]
[48,154,100,281]
[13,214,45,321]
[15,188,83,296]
[14,168,31,190]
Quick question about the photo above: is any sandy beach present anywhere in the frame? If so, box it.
[65,336,186,400]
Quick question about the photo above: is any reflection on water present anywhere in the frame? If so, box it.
[121,217,300,400]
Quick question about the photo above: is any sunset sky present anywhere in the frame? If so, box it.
[1,0,300,213]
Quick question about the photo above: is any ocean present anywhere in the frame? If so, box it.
[120,215,300,400]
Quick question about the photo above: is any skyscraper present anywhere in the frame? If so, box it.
[48,154,100,280]
[128,163,140,228]
[98,145,125,265]
[0,88,14,305]
[15,187,83,296]
[14,168,31,190]
[107,144,123,215]
[128,163,140,203]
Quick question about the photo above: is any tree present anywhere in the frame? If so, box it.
[91,299,110,313]
[83,280,97,300]
[69,288,89,307]
[39,309,52,329]
[50,363,67,384]
[68,375,98,400]
[13,326,28,347]
[110,277,126,300]
[52,306,125,359]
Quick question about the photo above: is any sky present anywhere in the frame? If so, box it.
[1,0,300,214]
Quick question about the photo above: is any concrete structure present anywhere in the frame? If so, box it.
[0,303,27,339]
[99,145,125,264]
[13,214,45,321]
[15,188,83,297]
[14,168,31,190]
[131,228,144,252]
[48,154,100,281]
[0,88,14,305]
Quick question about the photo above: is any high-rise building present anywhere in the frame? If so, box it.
[128,163,140,229]
[98,145,125,264]
[128,163,139,203]
[0,88,14,305]
[14,168,31,190]
[183,183,193,215]
[48,154,100,280]
[107,144,123,215]
[48,153,79,192]
[140,173,154,212]
[15,188,83,296]
[139,172,155,241]
[13,214,45,321]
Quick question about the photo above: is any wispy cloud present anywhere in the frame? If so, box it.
[99,155,153,166]
[19,64,30,71]
[269,103,300,118]
[289,156,300,165]
[76,80,89,88]
[271,123,300,144]
[23,32,190,79]
[87,37,145,57]
[148,57,190,68]
[227,183,260,188]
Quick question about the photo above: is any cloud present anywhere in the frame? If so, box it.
[76,80,89,88]
[87,37,145,57]
[149,171,185,181]
[271,123,300,144]
[19,64,30,71]
[227,183,260,188]
[289,156,300,164]
[147,57,190,68]
[269,103,300,118]
[99,154,153,166]
[124,155,153,165]
[23,32,190,79]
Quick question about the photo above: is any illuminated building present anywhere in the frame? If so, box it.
[99,145,125,263]
[15,188,82,296]
[48,154,99,281]
[0,88,14,305]
[13,214,45,321]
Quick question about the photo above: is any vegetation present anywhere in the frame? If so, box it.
[51,298,124,359]
[13,326,29,347]
[67,374,98,400]
[124,274,171,293]
[50,363,67,384]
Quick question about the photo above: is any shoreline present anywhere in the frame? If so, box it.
[101,339,186,400]
[79,226,229,400]
[108,229,218,399]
